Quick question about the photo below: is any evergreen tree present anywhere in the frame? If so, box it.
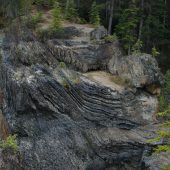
[149,105,170,154]
[89,1,100,26]
[132,39,143,54]
[141,0,169,52]
[65,0,78,22]
[115,1,139,54]
[51,1,62,30]
[160,70,170,111]
[152,47,160,57]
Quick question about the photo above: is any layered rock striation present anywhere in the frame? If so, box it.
[0,25,165,170]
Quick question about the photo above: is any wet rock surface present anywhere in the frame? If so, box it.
[0,26,164,170]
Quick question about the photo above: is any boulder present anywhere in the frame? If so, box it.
[108,54,164,90]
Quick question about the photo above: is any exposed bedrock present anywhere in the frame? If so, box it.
[0,28,164,170]
[108,54,164,90]
[46,26,164,92]
[0,149,27,170]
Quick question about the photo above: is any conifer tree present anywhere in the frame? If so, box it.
[132,39,143,54]
[89,1,100,26]
[152,47,160,57]
[148,71,170,158]
[51,1,62,30]
[141,0,169,52]
[149,105,170,154]
[65,0,78,22]
[160,70,170,111]
[115,1,139,54]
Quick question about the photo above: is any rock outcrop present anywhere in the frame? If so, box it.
[0,149,27,170]
[47,25,163,93]
[0,25,164,170]
[108,54,164,90]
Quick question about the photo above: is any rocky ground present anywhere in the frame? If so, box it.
[0,24,169,170]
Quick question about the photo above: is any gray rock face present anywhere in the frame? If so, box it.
[46,26,163,92]
[90,26,108,40]
[108,54,164,89]
[0,149,27,170]
[0,27,164,170]
[48,39,115,72]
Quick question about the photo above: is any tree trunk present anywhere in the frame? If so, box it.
[167,0,170,25]
[65,0,69,16]
[138,0,144,40]
[108,0,114,35]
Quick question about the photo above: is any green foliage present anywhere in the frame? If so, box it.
[158,106,170,117]
[59,62,66,68]
[35,28,48,40]
[141,0,169,51]
[115,1,139,54]
[154,145,170,153]
[160,95,166,110]
[152,47,160,57]
[19,0,32,16]
[89,1,100,26]
[65,0,78,22]
[72,77,80,85]
[161,164,170,170]
[28,12,42,28]
[0,135,18,153]
[161,122,170,127]
[104,34,118,43]
[51,1,62,31]
[32,12,42,24]
[148,105,170,155]
[77,18,88,24]
[62,79,70,89]
[34,0,54,7]
[160,70,170,111]
[132,39,143,54]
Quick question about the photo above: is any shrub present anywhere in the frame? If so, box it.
[28,12,42,28]
[132,39,143,54]
[148,106,170,155]
[159,70,170,111]
[62,79,70,89]
[0,135,18,153]
[77,18,88,24]
[104,34,118,43]
[32,12,42,24]
[59,62,66,68]
[35,28,49,41]
[73,78,80,85]
[152,47,160,57]
[161,164,170,170]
